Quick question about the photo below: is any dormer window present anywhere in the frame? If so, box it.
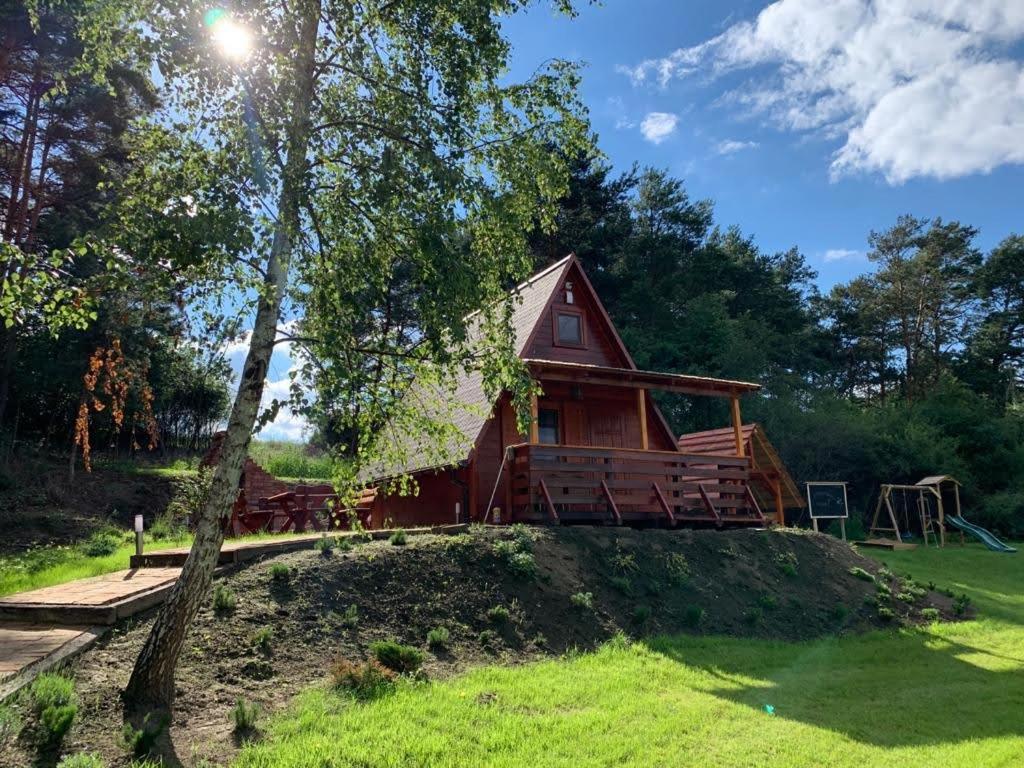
[554,308,584,348]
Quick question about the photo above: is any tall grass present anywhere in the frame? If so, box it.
[248,441,333,481]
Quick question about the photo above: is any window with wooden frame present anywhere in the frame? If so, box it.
[537,408,560,445]
[553,308,585,348]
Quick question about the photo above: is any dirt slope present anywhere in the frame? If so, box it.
[2,526,954,766]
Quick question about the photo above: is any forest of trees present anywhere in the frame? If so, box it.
[2,1,1022,536]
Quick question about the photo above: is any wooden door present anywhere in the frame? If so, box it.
[563,402,587,446]
[590,408,624,448]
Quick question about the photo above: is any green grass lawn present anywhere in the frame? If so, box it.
[0,530,298,598]
[236,543,1024,768]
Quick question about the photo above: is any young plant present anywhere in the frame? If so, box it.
[389,528,408,546]
[340,604,359,628]
[953,594,972,617]
[268,563,290,581]
[56,755,106,767]
[683,605,704,628]
[121,713,168,759]
[315,535,335,557]
[921,607,940,621]
[664,553,690,585]
[570,591,594,610]
[30,673,77,745]
[849,566,875,583]
[369,640,424,674]
[487,605,511,624]
[212,584,237,614]
[232,698,260,734]
[774,551,798,578]
[632,604,652,625]
[427,626,450,650]
[329,658,396,700]
[251,627,273,654]
[877,606,895,622]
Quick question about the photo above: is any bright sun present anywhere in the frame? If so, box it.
[205,9,253,61]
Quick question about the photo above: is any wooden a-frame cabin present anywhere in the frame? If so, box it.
[364,255,767,529]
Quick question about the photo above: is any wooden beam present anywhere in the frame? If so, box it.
[529,392,539,444]
[601,479,622,526]
[652,481,675,527]
[538,478,559,524]
[771,477,785,526]
[637,389,649,450]
[730,396,744,457]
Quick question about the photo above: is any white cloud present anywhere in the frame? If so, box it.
[640,112,679,144]
[823,248,861,262]
[624,1,1024,183]
[716,139,759,155]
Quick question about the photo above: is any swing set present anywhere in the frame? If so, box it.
[866,475,962,549]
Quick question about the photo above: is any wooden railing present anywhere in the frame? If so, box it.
[508,443,764,526]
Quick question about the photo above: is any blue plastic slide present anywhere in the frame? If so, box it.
[947,516,1017,553]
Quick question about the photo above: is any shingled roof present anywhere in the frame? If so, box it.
[367,255,576,480]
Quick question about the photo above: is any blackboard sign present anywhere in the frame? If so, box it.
[806,482,849,519]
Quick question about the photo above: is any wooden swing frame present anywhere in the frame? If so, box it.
[868,484,947,548]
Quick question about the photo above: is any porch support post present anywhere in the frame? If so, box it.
[637,389,649,450]
[529,392,539,444]
[771,476,785,526]
[730,394,745,457]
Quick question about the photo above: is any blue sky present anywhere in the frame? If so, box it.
[254,0,1024,441]
[503,0,1024,291]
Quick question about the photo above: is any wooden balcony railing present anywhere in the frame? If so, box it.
[508,443,764,526]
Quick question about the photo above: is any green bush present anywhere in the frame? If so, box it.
[251,627,273,653]
[609,575,634,595]
[0,704,19,745]
[314,536,335,556]
[742,607,763,626]
[487,605,510,624]
[82,530,121,557]
[213,584,237,613]
[232,698,260,733]
[953,594,972,617]
[121,713,168,759]
[329,658,396,700]
[478,629,498,649]
[632,604,652,625]
[57,754,106,768]
[340,604,359,628]
[369,640,424,674]
[268,563,290,581]
[30,673,75,714]
[39,703,77,744]
[389,529,408,546]
[664,552,690,585]
[683,605,704,628]
[426,626,450,650]
[758,594,778,612]
[877,606,895,621]
[493,535,537,579]
[570,591,594,610]
[610,546,638,574]
[774,551,799,578]
[830,603,849,623]
[921,607,940,621]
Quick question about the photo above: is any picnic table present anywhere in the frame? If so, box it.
[226,484,375,536]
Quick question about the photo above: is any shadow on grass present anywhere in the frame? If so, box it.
[643,625,1024,749]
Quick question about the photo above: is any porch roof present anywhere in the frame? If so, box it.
[524,359,761,398]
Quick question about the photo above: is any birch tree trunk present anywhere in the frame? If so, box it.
[123,0,321,712]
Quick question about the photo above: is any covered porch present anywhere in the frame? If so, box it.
[496,360,765,526]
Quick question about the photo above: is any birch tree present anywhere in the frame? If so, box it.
[73,0,587,713]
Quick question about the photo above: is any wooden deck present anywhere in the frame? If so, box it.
[509,443,765,526]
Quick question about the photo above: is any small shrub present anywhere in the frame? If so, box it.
[664,552,690,585]
[121,713,168,759]
[30,673,75,714]
[953,594,972,617]
[329,658,396,700]
[878,567,895,580]
[877,606,895,621]
[683,604,704,628]
[82,530,121,557]
[774,551,798,578]
[314,536,335,556]
[56,754,106,768]
[507,551,537,579]
[251,627,273,653]
[531,633,547,647]
[389,529,408,546]
[758,594,778,612]
[0,704,19,745]
[340,604,359,628]
[921,607,940,621]
[487,605,510,624]
[632,604,652,625]
[940,587,955,598]
[426,626,450,650]
[334,536,353,553]
[232,698,260,733]
[570,591,594,610]
[743,607,763,626]
[849,566,875,583]
[830,603,849,623]
[213,584,236,614]
[268,563,290,581]
[478,629,498,649]
[493,533,537,579]
[610,546,638,574]
[39,703,77,744]
[876,582,892,598]
[609,575,634,595]
[370,640,424,674]
[895,591,915,603]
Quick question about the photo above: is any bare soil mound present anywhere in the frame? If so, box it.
[3,526,954,766]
